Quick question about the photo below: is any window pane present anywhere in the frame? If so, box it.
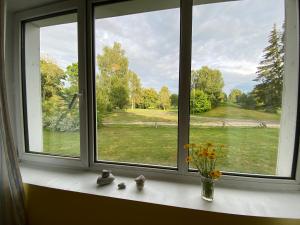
[24,12,80,157]
[190,0,297,176]
[94,1,180,166]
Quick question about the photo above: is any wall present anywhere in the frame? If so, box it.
[24,184,300,225]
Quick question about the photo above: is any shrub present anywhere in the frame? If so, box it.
[190,89,211,114]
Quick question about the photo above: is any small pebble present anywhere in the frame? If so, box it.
[118,182,126,190]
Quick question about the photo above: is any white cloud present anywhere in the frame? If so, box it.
[39,0,284,94]
[40,23,78,69]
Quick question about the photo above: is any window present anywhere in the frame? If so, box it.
[93,1,180,167]
[18,0,300,185]
[190,0,298,177]
[22,11,80,158]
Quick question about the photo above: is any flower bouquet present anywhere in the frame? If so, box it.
[184,142,224,201]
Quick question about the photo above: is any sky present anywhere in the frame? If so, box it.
[40,0,284,95]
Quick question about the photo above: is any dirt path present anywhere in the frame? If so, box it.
[103,118,280,128]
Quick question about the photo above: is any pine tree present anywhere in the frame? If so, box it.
[253,24,284,112]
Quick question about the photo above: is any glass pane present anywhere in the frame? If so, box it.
[190,0,295,175]
[24,12,80,157]
[94,1,180,166]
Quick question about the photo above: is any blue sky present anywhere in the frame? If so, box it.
[40,0,284,95]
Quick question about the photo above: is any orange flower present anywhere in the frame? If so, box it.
[208,151,216,159]
[207,142,213,148]
[210,170,222,179]
[183,144,190,150]
[198,150,204,157]
[203,149,209,157]
[185,156,192,163]
[190,143,196,148]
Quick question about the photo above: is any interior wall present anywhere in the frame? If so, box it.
[24,184,300,225]
[4,11,17,136]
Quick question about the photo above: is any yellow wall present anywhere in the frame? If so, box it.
[24,184,300,225]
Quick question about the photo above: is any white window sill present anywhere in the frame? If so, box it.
[20,163,300,219]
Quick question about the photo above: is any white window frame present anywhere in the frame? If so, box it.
[14,0,89,168]
[13,0,300,190]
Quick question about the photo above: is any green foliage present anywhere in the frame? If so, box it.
[96,42,129,111]
[140,88,159,109]
[191,66,224,107]
[110,77,129,109]
[228,89,242,103]
[97,42,129,78]
[40,58,66,100]
[159,86,171,110]
[127,70,142,109]
[253,24,284,112]
[170,94,178,107]
[237,93,257,110]
[219,92,227,103]
[41,59,79,131]
[190,89,211,114]
[95,42,131,125]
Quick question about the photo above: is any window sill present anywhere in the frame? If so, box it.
[20,163,300,219]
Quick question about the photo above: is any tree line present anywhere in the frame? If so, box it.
[41,23,283,131]
[95,42,180,125]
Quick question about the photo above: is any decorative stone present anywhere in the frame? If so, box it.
[135,175,146,190]
[102,169,110,178]
[97,170,115,186]
[118,182,126,190]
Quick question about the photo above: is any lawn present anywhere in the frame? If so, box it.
[42,104,280,175]
[199,104,280,121]
[102,104,280,124]
[43,126,279,175]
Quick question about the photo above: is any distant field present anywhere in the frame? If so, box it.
[103,104,280,124]
[199,104,280,121]
[42,104,280,175]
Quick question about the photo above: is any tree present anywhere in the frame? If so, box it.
[190,89,211,114]
[63,63,79,102]
[96,42,129,110]
[228,89,243,103]
[140,88,159,109]
[40,58,66,101]
[40,59,66,129]
[191,66,224,107]
[127,70,142,109]
[110,75,129,109]
[237,93,257,110]
[253,24,284,112]
[219,92,227,103]
[170,94,178,108]
[97,42,129,78]
[159,86,171,110]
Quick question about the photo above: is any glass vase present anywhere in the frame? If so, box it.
[201,176,214,202]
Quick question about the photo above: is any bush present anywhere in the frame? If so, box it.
[42,95,80,132]
[237,93,257,110]
[190,89,211,114]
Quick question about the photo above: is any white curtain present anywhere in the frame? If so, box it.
[0,0,27,224]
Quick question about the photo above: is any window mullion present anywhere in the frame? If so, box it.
[78,0,89,167]
[177,0,193,174]
[87,0,96,166]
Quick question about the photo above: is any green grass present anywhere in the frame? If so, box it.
[43,130,80,157]
[42,104,280,175]
[190,127,278,174]
[43,126,279,175]
[103,109,178,123]
[199,104,280,121]
[103,104,280,124]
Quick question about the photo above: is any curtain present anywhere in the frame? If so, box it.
[0,0,27,224]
